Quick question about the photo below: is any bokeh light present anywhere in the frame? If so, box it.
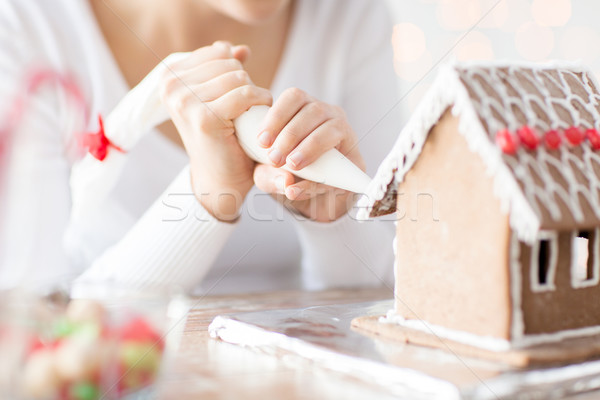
[515,21,555,61]
[499,0,532,33]
[393,51,434,83]
[559,26,600,64]
[392,23,427,63]
[454,31,494,61]
[531,0,572,27]
[478,0,509,29]
[436,0,482,31]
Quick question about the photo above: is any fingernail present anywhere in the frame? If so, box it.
[257,131,271,147]
[274,176,285,193]
[268,148,283,165]
[287,152,304,169]
[286,186,301,199]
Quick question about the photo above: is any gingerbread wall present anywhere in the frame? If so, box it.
[518,232,600,335]
[394,110,513,339]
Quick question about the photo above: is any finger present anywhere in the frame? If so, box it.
[190,70,253,102]
[232,45,251,64]
[171,41,234,70]
[285,118,346,170]
[269,102,334,168]
[209,85,273,120]
[284,179,324,201]
[257,88,312,149]
[253,164,295,195]
[174,58,245,86]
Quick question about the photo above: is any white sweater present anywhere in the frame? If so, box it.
[0,0,400,294]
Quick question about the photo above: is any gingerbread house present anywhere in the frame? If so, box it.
[354,61,600,366]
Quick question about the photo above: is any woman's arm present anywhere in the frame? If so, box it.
[76,42,272,291]
[73,165,238,292]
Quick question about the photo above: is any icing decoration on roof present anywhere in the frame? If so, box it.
[358,60,600,244]
[81,115,124,161]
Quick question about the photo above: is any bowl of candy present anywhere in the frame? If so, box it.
[0,283,189,400]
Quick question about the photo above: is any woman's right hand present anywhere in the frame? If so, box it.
[159,41,272,222]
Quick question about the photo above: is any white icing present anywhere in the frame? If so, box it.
[509,233,525,342]
[70,53,371,224]
[379,310,512,352]
[358,61,540,244]
[209,315,460,399]
[360,60,600,245]
[383,306,600,352]
[529,231,558,293]
[570,228,600,289]
[235,105,372,194]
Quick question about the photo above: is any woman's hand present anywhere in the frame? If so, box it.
[160,41,272,222]
[253,88,366,222]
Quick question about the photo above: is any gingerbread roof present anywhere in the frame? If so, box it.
[358,61,600,244]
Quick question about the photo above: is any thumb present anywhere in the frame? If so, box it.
[253,164,294,195]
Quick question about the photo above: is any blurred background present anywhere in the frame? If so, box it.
[384,0,600,120]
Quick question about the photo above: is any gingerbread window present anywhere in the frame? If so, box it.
[530,235,558,292]
[571,229,600,288]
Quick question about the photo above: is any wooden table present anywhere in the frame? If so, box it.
[156,288,395,400]
[156,288,600,400]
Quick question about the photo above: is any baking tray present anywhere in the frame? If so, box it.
[208,300,600,399]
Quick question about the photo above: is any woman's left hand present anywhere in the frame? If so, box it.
[252,88,366,222]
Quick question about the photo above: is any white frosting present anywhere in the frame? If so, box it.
[359,59,600,245]
[382,306,600,352]
[379,310,512,352]
[358,61,540,244]
[509,233,525,343]
[70,53,372,225]
[69,52,186,222]
[209,315,461,399]
[570,228,600,289]
[528,231,558,293]
[235,105,372,194]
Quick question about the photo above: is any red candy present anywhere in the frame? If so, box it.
[544,129,562,150]
[586,128,600,150]
[565,126,585,146]
[119,317,162,345]
[516,125,540,150]
[496,129,519,155]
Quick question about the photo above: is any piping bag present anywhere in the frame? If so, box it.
[69,53,371,223]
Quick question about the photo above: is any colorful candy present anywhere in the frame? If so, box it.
[20,299,165,400]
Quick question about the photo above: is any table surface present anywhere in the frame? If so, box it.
[156,288,600,400]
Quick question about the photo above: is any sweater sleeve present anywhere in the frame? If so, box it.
[73,165,237,292]
[292,1,400,290]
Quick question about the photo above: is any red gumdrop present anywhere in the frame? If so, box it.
[27,336,62,355]
[119,317,162,344]
[565,126,585,146]
[586,128,600,150]
[495,129,519,155]
[516,125,540,150]
[27,337,46,355]
[544,129,562,150]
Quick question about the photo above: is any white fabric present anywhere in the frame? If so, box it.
[0,0,400,293]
